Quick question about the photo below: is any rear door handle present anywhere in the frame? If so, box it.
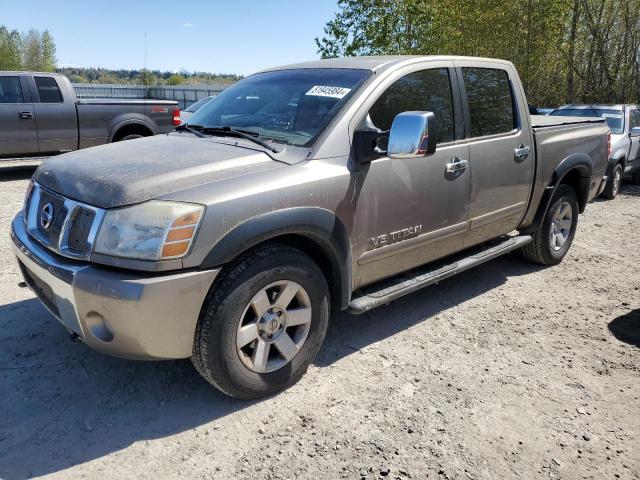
[18,111,33,119]
[514,144,530,161]
[446,157,469,173]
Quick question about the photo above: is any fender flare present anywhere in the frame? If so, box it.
[522,153,593,233]
[200,207,353,310]
[108,119,156,142]
[607,150,626,176]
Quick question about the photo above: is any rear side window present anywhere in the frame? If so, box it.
[462,68,515,137]
[630,110,639,129]
[34,76,63,103]
[0,76,25,103]
[368,68,455,144]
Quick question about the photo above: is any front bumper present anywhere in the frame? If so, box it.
[11,213,219,360]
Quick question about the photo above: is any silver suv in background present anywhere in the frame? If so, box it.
[551,104,640,198]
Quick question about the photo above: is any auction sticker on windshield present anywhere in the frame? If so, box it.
[306,86,352,99]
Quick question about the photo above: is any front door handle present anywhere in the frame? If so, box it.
[514,144,530,162]
[18,111,33,119]
[445,157,469,173]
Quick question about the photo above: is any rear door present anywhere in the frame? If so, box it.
[456,62,535,247]
[0,75,38,157]
[628,108,640,166]
[30,75,77,153]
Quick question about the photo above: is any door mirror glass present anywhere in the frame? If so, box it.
[387,111,437,159]
[630,126,640,137]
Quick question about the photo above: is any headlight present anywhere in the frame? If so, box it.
[94,201,205,261]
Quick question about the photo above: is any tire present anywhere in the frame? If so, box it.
[192,244,330,399]
[601,162,623,199]
[521,184,579,266]
[117,134,144,141]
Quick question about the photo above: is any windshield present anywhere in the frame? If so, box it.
[188,68,371,147]
[184,96,214,113]
[551,107,624,134]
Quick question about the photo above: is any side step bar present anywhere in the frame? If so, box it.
[348,235,533,314]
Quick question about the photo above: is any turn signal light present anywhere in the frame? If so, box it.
[160,210,202,259]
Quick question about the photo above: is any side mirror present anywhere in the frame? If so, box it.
[630,127,640,137]
[387,111,437,159]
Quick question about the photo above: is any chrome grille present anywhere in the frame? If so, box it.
[24,182,105,260]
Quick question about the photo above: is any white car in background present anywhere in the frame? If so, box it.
[180,96,215,123]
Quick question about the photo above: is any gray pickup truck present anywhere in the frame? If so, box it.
[11,56,609,399]
[551,104,640,199]
[0,72,179,159]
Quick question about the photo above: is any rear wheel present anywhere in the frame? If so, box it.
[601,162,623,199]
[192,244,330,399]
[521,184,579,265]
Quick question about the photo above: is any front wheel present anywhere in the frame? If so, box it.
[192,244,330,399]
[521,184,579,266]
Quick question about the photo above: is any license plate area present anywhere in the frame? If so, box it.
[19,260,61,318]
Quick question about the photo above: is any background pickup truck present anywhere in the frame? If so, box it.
[12,55,609,399]
[0,71,179,159]
[551,103,640,199]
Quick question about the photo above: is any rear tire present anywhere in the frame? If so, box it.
[521,184,579,266]
[192,244,330,399]
[601,162,623,199]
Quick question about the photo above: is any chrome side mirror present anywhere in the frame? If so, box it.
[630,127,640,137]
[387,111,437,159]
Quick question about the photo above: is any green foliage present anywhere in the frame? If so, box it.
[316,0,640,106]
[167,74,186,85]
[56,67,243,86]
[0,26,56,71]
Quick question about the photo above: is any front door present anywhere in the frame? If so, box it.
[0,75,38,157]
[352,66,471,287]
[456,63,535,247]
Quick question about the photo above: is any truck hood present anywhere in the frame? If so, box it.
[33,134,288,209]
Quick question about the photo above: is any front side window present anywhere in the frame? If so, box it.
[368,68,455,144]
[462,68,515,137]
[0,76,25,103]
[190,68,371,147]
[34,76,63,103]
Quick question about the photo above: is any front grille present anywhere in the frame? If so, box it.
[35,189,68,248]
[24,182,104,260]
[67,208,95,253]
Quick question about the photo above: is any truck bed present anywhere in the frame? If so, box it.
[530,114,605,129]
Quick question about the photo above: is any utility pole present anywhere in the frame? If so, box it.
[144,33,148,71]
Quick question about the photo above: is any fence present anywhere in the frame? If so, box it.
[71,83,228,110]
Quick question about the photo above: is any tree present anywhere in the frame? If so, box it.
[41,30,56,71]
[22,29,43,71]
[167,74,185,85]
[0,27,22,70]
[316,0,640,106]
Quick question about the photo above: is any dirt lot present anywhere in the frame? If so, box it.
[0,168,638,480]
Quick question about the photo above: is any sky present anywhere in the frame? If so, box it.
[2,0,339,75]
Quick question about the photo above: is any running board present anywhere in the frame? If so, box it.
[348,235,533,314]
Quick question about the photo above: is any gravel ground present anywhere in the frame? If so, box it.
[0,169,638,480]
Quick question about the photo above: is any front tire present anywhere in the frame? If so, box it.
[601,162,623,199]
[521,184,579,266]
[192,244,330,399]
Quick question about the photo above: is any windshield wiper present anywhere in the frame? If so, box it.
[174,123,207,138]
[201,126,279,153]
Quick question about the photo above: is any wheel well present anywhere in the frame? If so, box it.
[558,168,590,213]
[112,123,153,142]
[243,234,341,310]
